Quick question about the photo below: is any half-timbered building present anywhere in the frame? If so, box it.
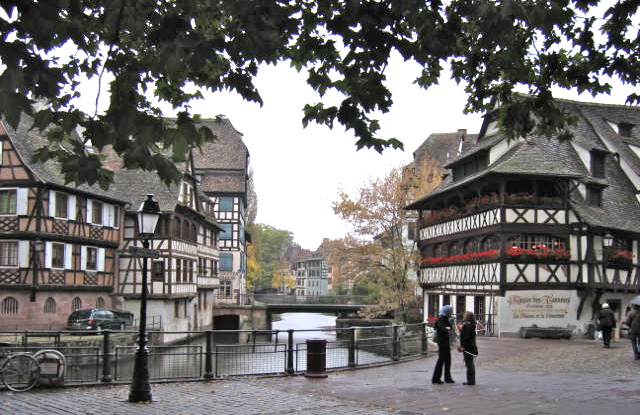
[406,98,640,337]
[109,151,222,338]
[0,115,125,330]
[193,117,251,305]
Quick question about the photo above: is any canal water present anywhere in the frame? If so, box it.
[272,312,337,343]
[91,313,392,382]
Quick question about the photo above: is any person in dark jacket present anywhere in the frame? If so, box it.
[431,305,455,384]
[597,303,616,348]
[458,311,478,385]
[626,304,640,360]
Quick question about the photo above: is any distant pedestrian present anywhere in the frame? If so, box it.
[597,303,616,348]
[625,304,640,360]
[431,305,455,384]
[458,311,478,385]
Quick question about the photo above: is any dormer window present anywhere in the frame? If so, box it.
[587,184,604,207]
[590,150,606,178]
[619,123,634,137]
[451,152,488,182]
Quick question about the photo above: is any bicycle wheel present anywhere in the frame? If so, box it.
[2,353,40,392]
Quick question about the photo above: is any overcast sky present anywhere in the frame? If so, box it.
[74,51,631,250]
[185,56,632,250]
[186,57,486,249]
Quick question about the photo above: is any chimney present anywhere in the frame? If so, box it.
[457,129,466,155]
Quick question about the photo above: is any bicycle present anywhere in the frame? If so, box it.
[0,346,41,392]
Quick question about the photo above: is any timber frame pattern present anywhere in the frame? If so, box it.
[407,98,640,325]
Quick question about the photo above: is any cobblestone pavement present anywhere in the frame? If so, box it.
[1,336,639,414]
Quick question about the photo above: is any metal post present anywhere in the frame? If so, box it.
[421,322,428,355]
[129,238,152,402]
[348,327,356,368]
[204,330,214,379]
[392,325,400,361]
[101,330,113,382]
[286,329,294,375]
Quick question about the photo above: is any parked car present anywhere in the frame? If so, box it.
[66,309,126,332]
[111,310,134,327]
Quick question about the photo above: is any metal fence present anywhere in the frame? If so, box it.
[0,322,430,389]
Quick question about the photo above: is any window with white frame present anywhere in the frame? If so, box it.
[220,281,232,297]
[55,192,69,218]
[80,246,104,271]
[49,190,75,219]
[0,241,18,266]
[51,243,65,268]
[71,297,82,311]
[0,189,17,214]
[46,242,71,269]
[91,200,103,224]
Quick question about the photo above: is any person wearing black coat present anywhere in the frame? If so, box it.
[458,311,479,386]
[597,303,616,348]
[431,305,455,384]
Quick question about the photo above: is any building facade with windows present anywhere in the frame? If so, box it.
[108,151,222,338]
[293,252,330,296]
[0,115,124,330]
[0,113,224,334]
[193,117,251,305]
[406,98,640,337]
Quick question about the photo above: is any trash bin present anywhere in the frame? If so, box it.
[33,349,66,387]
[305,338,328,378]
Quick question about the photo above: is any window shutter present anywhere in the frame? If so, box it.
[18,241,29,267]
[86,200,93,224]
[16,188,28,215]
[48,190,56,217]
[64,244,72,269]
[44,242,52,268]
[97,248,105,271]
[104,205,111,227]
[79,246,86,270]
[68,195,77,220]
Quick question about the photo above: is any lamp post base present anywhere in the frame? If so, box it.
[128,347,152,403]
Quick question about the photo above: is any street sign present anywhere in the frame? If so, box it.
[128,246,161,259]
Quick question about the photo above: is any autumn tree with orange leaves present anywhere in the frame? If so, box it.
[330,166,428,322]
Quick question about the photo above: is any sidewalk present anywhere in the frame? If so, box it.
[1,336,639,414]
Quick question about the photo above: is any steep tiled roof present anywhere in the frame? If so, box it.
[412,130,478,168]
[2,114,123,202]
[193,116,249,195]
[3,113,216,221]
[406,97,640,234]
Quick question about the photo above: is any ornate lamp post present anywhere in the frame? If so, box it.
[128,194,160,403]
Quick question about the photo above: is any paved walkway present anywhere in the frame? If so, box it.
[1,336,639,414]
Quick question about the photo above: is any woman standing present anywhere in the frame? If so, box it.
[459,311,478,386]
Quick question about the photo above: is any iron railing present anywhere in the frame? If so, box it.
[0,322,430,388]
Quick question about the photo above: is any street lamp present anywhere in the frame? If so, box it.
[129,194,160,403]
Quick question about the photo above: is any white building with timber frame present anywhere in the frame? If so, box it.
[406,98,640,337]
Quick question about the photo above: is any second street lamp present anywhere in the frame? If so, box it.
[128,194,160,403]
